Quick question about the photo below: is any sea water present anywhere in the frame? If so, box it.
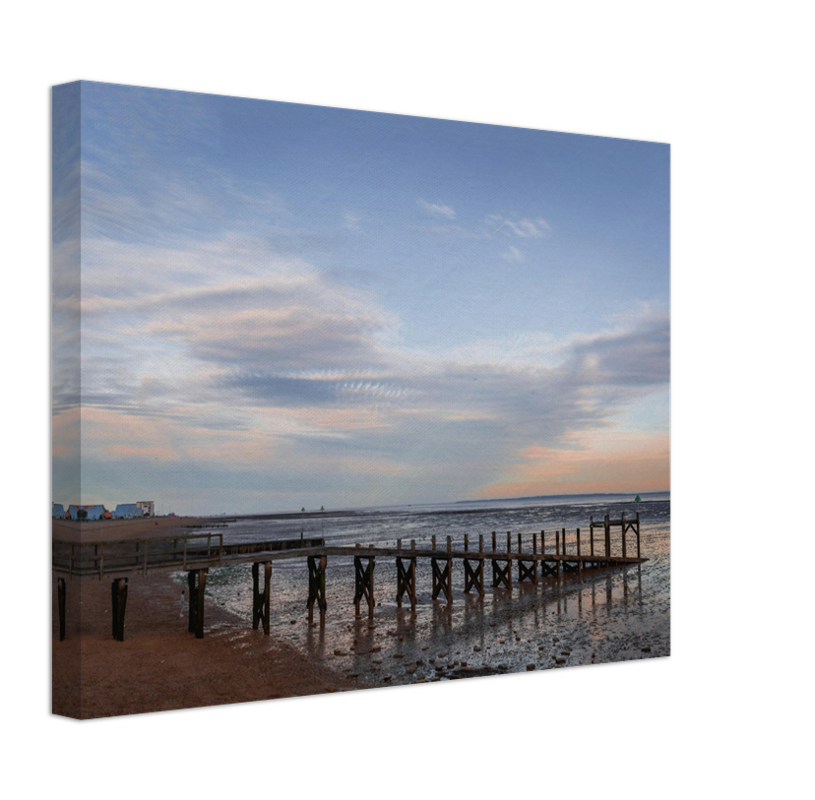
[183,493,670,684]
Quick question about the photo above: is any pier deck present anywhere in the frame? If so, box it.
[53,513,645,640]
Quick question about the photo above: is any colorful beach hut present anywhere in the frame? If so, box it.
[112,503,143,519]
[67,504,107,521]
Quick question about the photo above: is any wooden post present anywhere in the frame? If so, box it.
[396,557,417,610]
[464,557,484,597]
[432,535,437,551]
[57,577,66,642]
[604,514,610,558]
[562,528,566,555]
[431,556,453,604]
[447,535,452,553]
[307,555,327,625]
[518,545,537,584]
[188,569,207,638]
[492,531,512,589]
[577,528,583,579]
[636,512,641,559]
[479,534,484,554]
[556,529,560,556]
[353,556,375,619]
[263,561,272,632]
[506,531,511,553]
[464,534,469,552]
[253,562,273,631]
[620,511,625,558]
[590,522,594,557]
[111,577,128,641]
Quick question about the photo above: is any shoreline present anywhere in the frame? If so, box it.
[51,568,350,720]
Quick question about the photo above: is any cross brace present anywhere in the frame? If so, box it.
[307,555,327,624]
[396,557,417,610]
[252,561,272,633]
[353,556,375,618]
[492,559,512,589]
[463,558,484,597]
[431,557,453,604]
[518,559,538,584]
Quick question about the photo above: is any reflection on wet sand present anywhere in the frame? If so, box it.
[192,504,668,686]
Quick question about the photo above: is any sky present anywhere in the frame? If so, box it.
[52,81,669,515]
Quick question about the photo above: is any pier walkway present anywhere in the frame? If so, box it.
[52,513,645,641]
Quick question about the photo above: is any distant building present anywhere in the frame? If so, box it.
[52,503,66,519]
[112,503,143,519]
[67,504,107,521]
[136,500,155,517]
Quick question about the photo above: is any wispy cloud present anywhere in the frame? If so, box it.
[501,245,526,264]
[416,198,456,219]
[485,214,551,238]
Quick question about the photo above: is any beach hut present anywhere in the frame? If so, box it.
[52,503,65,519]
[112,503,143,519]
[67,504,107,521]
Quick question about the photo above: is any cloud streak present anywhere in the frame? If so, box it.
[416,198,456,219]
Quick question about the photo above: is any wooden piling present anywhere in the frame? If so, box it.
[396,556,417,610]
[111,577,128,641]
[491,534,512,590]
[353,556,375,619]
[517,533,537,584]
[464,532,485,596]
[307,555,327,625]
[252,561,272,632]
[463,557,484,597]
[431,556,453,604]
[187,569,207,638]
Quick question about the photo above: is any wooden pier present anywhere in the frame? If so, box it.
[53,513,645,641]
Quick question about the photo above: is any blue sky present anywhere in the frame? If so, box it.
[52,81,669,515]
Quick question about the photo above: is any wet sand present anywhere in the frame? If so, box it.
[53,516,351,718]
[51,569,349,719]
[52,519,669,719]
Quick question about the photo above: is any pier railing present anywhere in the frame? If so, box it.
[52,515,644,641]
[52,533,225,578]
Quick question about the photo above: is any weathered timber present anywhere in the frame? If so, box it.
[307,555,327,625]
[463,557,485,596]
[396,556,417,610]
[588,513,640,560]
[353,556,375,619]
[111,577,128,641]
[517,533,538,584]
[432,557,453,604]
[52,513,647,637]
[541,559,559,578]
[188,569,207,638]
[490,530,511,588]
[252,561,272,633]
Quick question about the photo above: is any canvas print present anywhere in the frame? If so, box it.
[51,81,670,719]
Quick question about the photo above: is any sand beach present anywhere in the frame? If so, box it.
[52,500,670,719]
[52,518,350,719]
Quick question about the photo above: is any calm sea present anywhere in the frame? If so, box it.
[184,492,670,683]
